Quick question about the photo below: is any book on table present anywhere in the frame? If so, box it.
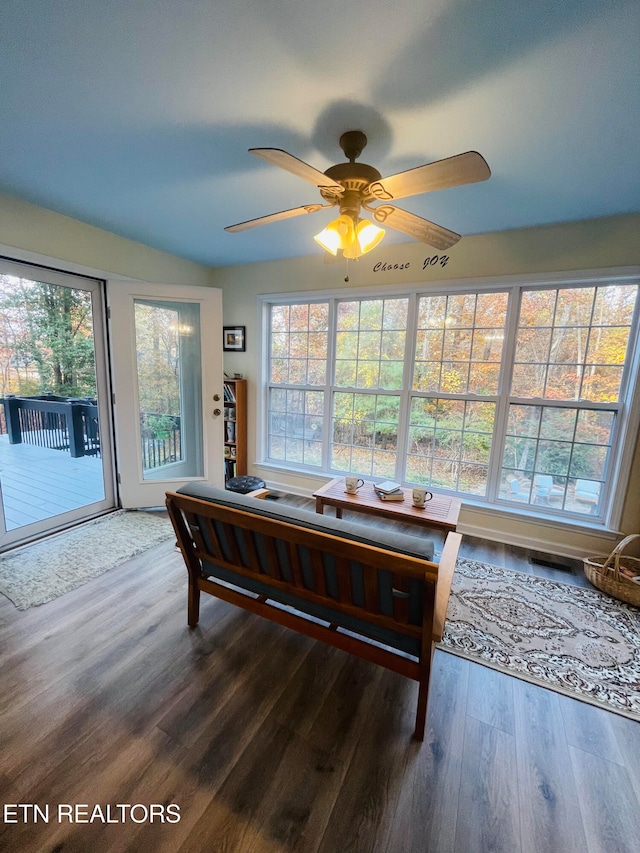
[373,480,402,494]
[375,488,404,502]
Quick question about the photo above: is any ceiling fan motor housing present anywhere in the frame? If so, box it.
[321,164,382,217]
[339,130,368,161]
[318,130,382,218]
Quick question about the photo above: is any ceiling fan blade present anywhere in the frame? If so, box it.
[367,151,490,201]
[225,204,328,233]
[250,148,344,196]
[371,205,461,250]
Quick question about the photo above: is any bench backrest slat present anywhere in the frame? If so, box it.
[221,520,244,566]
[309,547,327,598]
[286,539,304,588]
[240,526,263,574]
[335,555,353,605]
[261,528,282,580]
[363,560,380,614]
[391,574,410,624]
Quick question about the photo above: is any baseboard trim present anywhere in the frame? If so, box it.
[456,521,607,562]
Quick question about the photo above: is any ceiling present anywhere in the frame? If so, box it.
[1,0,638,269]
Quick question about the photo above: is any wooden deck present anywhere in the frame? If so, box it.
[0,435,106,530]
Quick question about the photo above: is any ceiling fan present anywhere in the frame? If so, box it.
[225,130,490,258]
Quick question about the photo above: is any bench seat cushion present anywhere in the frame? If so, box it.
[177,483,435,559]
[177,483,437,656]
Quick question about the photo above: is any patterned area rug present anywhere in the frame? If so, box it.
[0,510,174,610]
[440,558,640,721]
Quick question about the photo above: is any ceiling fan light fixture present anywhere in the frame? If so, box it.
[343,219,386,259]
[314,214,356,255]
[355,219,385,254]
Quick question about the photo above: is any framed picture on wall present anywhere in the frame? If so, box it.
[223,326,245,352]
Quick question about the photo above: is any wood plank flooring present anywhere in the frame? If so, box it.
[0,494,638,852]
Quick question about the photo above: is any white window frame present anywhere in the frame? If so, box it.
[258,268,640,531]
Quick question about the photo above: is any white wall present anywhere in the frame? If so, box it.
[214,212,640,559]
[0,191,217,285]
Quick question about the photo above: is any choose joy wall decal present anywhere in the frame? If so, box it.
[372,253,451,273]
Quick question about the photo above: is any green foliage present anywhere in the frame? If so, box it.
[0,277,96,397]
[134,303,181,415]
[147,414,175,438]
[537,442,599,480]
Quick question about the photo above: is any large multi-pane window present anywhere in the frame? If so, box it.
[263,277,639,524]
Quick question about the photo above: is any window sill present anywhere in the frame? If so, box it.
[255,461,621,539]
[461,499,620,540]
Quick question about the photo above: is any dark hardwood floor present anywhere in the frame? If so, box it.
[0,495,638,853]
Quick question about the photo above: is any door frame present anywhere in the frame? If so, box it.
[0,259,116,551]
[107,280,224,508]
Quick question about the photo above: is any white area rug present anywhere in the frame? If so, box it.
[0,510,174,610]
[441,558,640,721]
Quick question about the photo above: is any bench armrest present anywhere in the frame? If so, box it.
[432,532,461,642]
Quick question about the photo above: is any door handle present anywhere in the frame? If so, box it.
[213,408,221,416]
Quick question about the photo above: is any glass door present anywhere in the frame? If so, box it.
[134,299,204,481]
[108,281,224,507]
[0,259,116,551]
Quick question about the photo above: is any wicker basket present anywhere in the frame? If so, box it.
[583,534,640,607]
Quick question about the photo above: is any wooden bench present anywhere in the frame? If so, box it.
[166,484,461,740]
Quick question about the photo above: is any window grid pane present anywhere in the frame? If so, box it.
[332,391,399,478]
[335,297,407,392]
[406,398,495,496]
[500,403,614,516]
[269,302,328,387]
[511,285,637,403]
[503,283,637,517]
[267,301,328,468]
[415,292,507,395]
[268,388,324,468]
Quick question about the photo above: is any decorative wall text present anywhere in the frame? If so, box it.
[372,255,449,273]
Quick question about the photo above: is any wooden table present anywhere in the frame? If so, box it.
[313,478,461,532]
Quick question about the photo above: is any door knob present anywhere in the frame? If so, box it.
[213,393,221,401]
[213,408,221,416]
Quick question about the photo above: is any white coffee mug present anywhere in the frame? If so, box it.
[412,486,433,507]
[345,475,365,494]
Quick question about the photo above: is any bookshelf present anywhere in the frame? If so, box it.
[223,378,247,481]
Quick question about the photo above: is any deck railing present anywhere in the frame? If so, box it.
[140,413,182,469]
[0,395,181,470]
[0,394,100,458]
